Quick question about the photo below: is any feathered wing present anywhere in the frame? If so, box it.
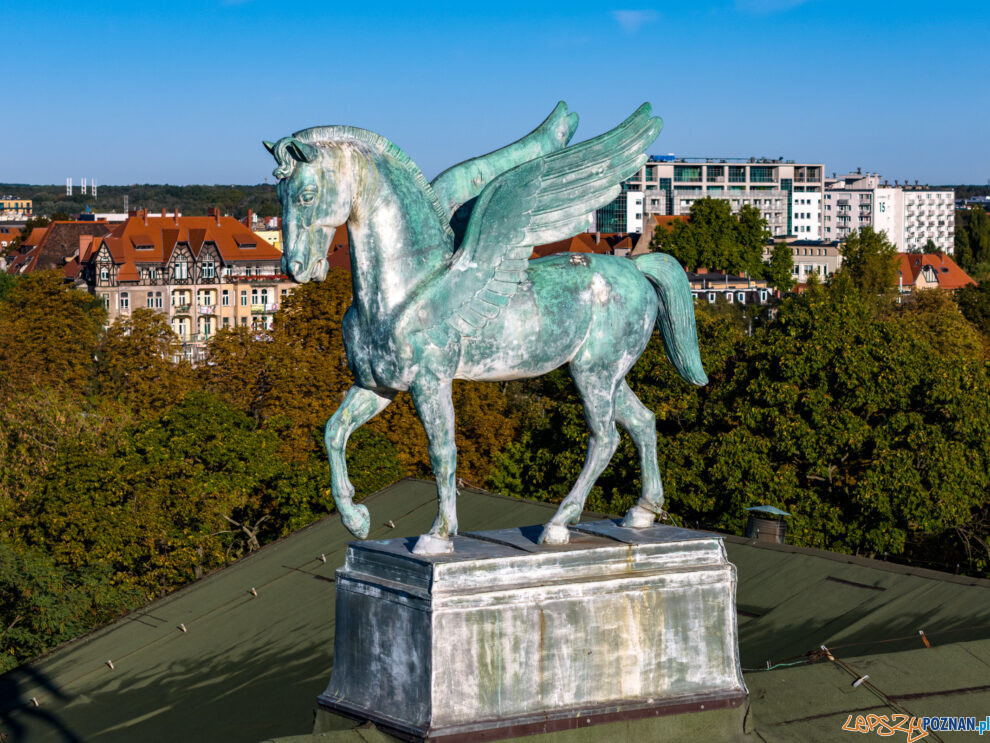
[403,103,662,346]
[430,101,580,225]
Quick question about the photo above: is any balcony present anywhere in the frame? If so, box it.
[251,303,279,314]
[173,304,191,314]
[198,304,216,315]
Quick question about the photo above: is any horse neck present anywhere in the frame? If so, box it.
[346,153,452,320]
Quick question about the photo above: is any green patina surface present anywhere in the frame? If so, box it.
[265,103,708,553]
[2,479,988,743]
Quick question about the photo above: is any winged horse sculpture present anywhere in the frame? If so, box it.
[265,102,707,554]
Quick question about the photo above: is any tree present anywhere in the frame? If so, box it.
[97,308,193,417]
[0,273,15,302]
[650,198,767,276]
[488,282,990,577]
[955,282,990,339]
[0,539,138,673]
[763,242,796,292]
[954,206,990,278]
[837,227,899,294]
[0,271,105,399]
[922,238,940,254]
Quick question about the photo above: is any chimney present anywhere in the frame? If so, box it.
[128,209,138,218]
[207,207,221,226]
[141,208,148,226]
[247,209,254,227]
[174,210,179,226]
[744,506,789,544]
[161,208,166,219]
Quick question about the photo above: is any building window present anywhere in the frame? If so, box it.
[674,165,702,182]
[222,289,230,306]
[281,288,288,297]
[174,258,187,280]
[201,259,215,279]
[101,293,110,309]
[120,292,129,309]
[223,317,230,328]
[241,290,248,306]
[100,266,109,281]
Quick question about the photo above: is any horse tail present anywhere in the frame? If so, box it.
[632,253,709,386]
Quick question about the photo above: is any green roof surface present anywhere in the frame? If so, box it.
[2,479,988,743]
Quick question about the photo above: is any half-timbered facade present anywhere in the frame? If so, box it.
[74,208,293,361]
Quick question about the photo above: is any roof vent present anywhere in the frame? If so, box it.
[744,505,790,544]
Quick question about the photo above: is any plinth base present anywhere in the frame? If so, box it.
[318,520,747,742]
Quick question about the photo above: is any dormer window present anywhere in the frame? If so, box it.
[201,259,215,279]
[100,266,109,281]
[175,257,188,280]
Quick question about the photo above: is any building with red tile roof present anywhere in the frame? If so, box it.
[895,252,975,292]
[75,208,295,362]
[0,224,23,252]
[530,232,610,259]
[5,221,113,275]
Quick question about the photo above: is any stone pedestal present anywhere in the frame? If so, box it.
[317,520,747,741]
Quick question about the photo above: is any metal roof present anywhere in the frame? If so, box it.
[2,479,988,743]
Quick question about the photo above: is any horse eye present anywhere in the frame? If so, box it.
[300,192,316,205]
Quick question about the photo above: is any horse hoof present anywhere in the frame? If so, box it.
[539,522,571,545]
[342,504,370,539]
[621,505,657,529]
[412,533,454,555]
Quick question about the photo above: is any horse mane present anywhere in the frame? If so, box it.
[291,125,454,240]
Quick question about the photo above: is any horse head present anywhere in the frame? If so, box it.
[264,136,360,283]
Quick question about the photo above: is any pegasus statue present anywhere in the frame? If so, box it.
[264,102,707,555]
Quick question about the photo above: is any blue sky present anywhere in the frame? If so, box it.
[2,1,988,185]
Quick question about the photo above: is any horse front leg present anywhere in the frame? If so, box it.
[409,376,458,555]
[325,385,396,539]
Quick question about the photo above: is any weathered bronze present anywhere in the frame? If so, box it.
[265,102,707,554]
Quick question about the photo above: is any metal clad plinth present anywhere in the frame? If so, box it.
[318,520,747,741]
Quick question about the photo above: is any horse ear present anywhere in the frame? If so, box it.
[286,139,318,163]
[263,140,277,156]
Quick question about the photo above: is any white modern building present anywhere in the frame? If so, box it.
[824,172,954,252]
[791,192,822,240]
[599,156,826,238]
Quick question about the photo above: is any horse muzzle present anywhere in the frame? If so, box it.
[286,257,329,283]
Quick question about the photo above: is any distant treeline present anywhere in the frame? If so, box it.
[0,183,280,220]
[2,183,990,221]
[948,185,990,201]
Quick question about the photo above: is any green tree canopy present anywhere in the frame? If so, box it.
[954,206,990,278]
[837,227,899,294]
[649,198,768,277]
[97,308,193,417]
[764,242,796,292]
[0,271,105,399]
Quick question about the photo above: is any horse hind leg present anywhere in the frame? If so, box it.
[539,367,621,546]
[614,380,666,529]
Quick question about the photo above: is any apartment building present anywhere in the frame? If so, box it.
[901,188,954,252]
[824,173,954,252]
[0,197,32,219]
[73,208,294,361]
[598,156,825,237]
